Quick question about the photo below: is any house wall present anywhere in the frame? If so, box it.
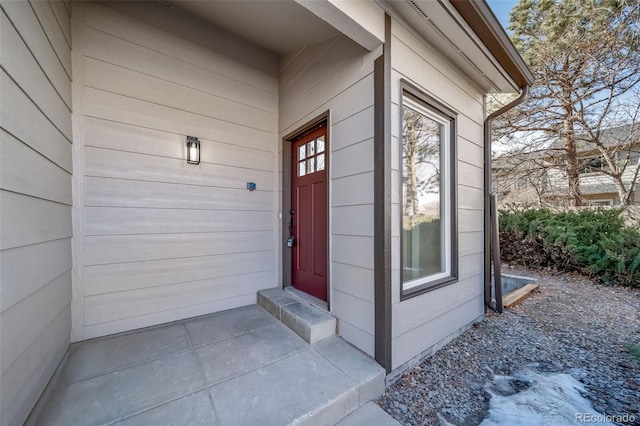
[278,35,382,356]
[71,1,280,341]
[0,1,73,424]
[389,20,486,370]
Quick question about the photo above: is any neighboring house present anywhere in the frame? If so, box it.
[493,124,640,207]
[492,150,551,207]
[0,1,532,424]
[547,124,640,206]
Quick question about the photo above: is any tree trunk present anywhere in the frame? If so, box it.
[563,112,582,206]
[404,146,418,217]
[612,176,632,205]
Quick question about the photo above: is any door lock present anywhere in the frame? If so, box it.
[288,208,295,247]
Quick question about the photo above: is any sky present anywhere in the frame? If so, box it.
[486,0,520,32]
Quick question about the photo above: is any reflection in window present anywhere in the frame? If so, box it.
[401,91,456,294]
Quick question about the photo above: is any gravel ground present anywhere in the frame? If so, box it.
[378,267,640,425]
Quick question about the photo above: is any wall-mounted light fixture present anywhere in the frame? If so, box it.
[186,136,200,165]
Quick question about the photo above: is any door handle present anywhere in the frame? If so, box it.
[289,208,295,230]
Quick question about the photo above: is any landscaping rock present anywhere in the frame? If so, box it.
[378,267,640,425]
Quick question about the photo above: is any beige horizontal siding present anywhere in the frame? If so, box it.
[83,117,274,169]
[0,2,72,424]
[82,26,276,112]
[278,34,380,356]
[84,88,273,152]
[1,130,72,205]
[72,1,279,340]
[0,306,70,426]
[0,191,72,250]
[83,231,274,265]
[84,271,273,326]
[0,239,72,313]
[83,293,257,340]
[84,177,273,211]
[84,250,274,296]
[389,18,486,369]
[392,296,483,369]
[84,58,273,132]
[85,207,273,236]
[0,72,72,172]
[1,11,71,138]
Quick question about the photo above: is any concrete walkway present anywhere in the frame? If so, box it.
[28,304,394,425]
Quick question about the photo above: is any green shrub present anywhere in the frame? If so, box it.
[403,218,441,281]
[499,207,640,287]
[627,342,640,364]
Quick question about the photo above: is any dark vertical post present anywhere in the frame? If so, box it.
[374,13,392,373]
[490,194,503,313]
[283,139,292,289]
[484,104,492,310]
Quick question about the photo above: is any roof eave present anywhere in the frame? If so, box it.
[450,0,534,88]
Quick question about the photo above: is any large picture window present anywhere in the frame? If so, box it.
[401,84,457,297]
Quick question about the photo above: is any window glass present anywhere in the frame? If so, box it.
[401,93,456,293]
[296,135,327,177]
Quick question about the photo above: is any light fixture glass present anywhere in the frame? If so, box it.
[186,136,200,165]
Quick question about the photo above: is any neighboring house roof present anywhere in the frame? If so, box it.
[548,123,640,152]
[493,150,546,170]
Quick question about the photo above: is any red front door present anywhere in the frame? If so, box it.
[290,125,328,301]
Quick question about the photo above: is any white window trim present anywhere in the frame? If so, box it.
[401,93,456,294]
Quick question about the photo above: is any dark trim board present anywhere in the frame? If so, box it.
[282,111,331,310]
[374,13,392,374]
[450,0,534,87]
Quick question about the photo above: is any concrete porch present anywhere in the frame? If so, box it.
[27,303,393,425]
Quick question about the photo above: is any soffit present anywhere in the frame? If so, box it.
[387,0,523,93]
[167,0,340,55]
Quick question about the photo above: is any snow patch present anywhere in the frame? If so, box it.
[479,370,613,426]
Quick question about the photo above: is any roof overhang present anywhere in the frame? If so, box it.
[386,0,533,93]
[167,0,342,55]
[451,0,534,88]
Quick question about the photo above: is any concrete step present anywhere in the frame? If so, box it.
[336,402,402,426]
[257,288,336,344]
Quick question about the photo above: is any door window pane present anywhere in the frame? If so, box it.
[299,161,306,176]
[307,141,315,156]
[307,157,315,173]
[299,145,306,161]
[317,154,325,171]
[317,137,325,153]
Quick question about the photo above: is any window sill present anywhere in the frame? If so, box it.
[400,275,458,301]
